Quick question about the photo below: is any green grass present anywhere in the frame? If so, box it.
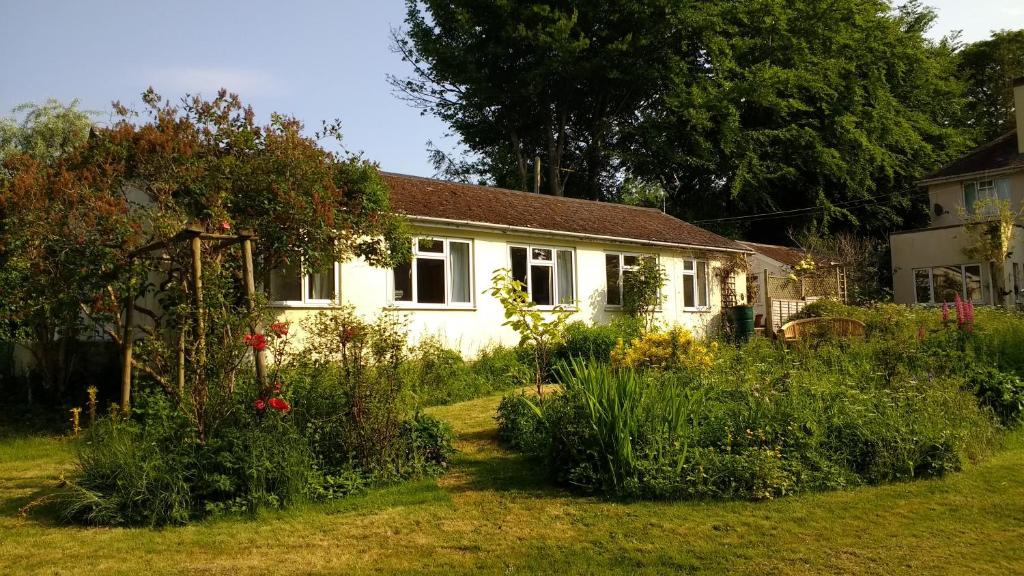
[2,393,1024,575]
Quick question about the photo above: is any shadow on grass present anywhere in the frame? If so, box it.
[0,483,67,527]
[445,450,557,496]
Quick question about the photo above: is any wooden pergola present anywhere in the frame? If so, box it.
[121,226,266,411]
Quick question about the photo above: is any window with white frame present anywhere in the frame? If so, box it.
[605,252,657,306]
[509,245,575,306]
[913,264,983,304]
[681,258,710,310]
[392,237,473,307]
[963,178,1011,214]
[266,260,339,305]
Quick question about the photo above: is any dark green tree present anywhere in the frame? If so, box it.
[391,0,687,199]
[957,29,1024,141]
[393,0,971,239]
[621,0,970,239]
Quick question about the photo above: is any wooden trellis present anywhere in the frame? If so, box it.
[121,226,265,411]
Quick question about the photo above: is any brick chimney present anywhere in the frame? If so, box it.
[1016,76,1024,154]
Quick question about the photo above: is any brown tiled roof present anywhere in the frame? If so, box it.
[738,241,807,267]
[922,130,1024,182]
[381,173,748,252]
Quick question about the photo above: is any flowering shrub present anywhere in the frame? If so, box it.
[610,327,717,372]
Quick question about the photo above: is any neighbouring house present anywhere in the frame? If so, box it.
[891,78,1024,307]
[267,173,751,356]
[739,241,847,332]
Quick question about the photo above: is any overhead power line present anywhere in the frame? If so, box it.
[692,190,931,224]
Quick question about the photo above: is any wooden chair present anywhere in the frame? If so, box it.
[777,317,866,343]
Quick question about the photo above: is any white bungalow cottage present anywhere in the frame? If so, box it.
[268,173,751,356]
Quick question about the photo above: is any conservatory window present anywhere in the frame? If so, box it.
[912,264,983,304]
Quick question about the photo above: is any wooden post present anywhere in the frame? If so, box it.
[534,156,541,194]
[240,233,267,386]
[176,327,186,399]
[190,234,206,379]
[120,261,135,412]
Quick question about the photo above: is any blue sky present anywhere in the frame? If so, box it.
[2,0,1022,178]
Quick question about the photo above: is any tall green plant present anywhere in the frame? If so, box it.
[622,257,666,330]
[487,268,574,397]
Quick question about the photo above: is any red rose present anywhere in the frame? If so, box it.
[244,333,267,351]
[254,398,266,411]
[220,220,231,231]
[269,322,289,337]
[268,397,290,413]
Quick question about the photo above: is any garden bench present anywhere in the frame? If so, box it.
[777,317,866,342]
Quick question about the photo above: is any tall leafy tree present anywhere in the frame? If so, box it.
[0,100,100,398]
[393,0,970,239]
[624,0,970,239]
[391,0,686,199]
[0,90,408,402]
[957,29,1024,141]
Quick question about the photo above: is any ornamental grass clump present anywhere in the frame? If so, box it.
[498,307,1015,501]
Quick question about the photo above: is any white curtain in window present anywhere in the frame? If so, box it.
[996,179,1012,202]
[556,250,574,304]
[964,182,978,213]
[696,262,709,307]
[449,241,471,303]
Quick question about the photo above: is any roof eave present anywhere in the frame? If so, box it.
[917,165,1024,187]
[403,214,753,254]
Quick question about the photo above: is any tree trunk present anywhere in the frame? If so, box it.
[510,130,529,191]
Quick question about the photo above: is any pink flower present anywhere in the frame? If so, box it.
[220,220,231,231]
[954,294,965,327]
[254,398,266,412]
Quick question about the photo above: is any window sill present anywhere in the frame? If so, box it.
[269,301,341,309]
[387,303,477,311]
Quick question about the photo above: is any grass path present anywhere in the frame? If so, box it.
[2,394,1024,575]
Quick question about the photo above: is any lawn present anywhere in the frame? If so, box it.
[2,392,1024,575]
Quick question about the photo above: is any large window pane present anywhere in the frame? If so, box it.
[605,254,621,305]
[556,250,574,304]
[416,258,445,304]
[531,265,553,306]
[393,261,412,302]
[964,182,978,213]
[510,247,528,288]
[996,179,1012,202]
[683,275,695,308]
[268,261,302,302]
[932,265,963,303]
[696,262,708,307]
[308,265,336,301]
[964,264,983,303]
[449,241,471,303]
[914,269,931,304]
